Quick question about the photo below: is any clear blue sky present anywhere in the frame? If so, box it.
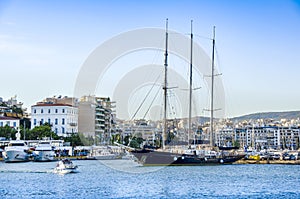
[0,0,300,118]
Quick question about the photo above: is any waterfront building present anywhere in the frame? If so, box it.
[0,96,28,117]
[0,116,20,129]
[216,124,300,150]
[78,95,116,145]
[31,96,78,137]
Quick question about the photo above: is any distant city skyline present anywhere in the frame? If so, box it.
[1,0,300,119]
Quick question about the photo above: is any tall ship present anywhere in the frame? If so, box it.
[3,140,30,163]
[130,20,244,166]
[33,140,56,162]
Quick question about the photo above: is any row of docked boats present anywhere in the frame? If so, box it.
[2,140,55,163]
[1,140,134,163]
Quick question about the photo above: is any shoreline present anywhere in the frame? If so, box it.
[234,159,300,165]
[1,156,300,165]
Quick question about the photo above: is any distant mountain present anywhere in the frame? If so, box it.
[231,111,300,121]
[118,111,300,124]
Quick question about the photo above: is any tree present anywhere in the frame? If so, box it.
[0,125,17,140]
[233,140,240,148]
[64,133,83,147]
[129,136,144,148]
[11,105,23,114]
[28,123,58,140]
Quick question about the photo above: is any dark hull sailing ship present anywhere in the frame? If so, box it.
[132,148,245,166]
[130,20,245,166]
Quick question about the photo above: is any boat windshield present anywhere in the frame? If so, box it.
[9,143,25,146]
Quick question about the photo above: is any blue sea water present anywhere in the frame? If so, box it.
[0,160,299,199]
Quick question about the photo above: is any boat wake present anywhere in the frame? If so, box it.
[0,169,53,174]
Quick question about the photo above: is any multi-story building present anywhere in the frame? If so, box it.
[78,96,116,145]
[216,124,300,150]
[31,96,78,137]
[0,116,20,129]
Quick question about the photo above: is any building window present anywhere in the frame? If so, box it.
[55,128,58,134]
[55,109,58,113]
[13,122,16,127]
[62,118,65,125]
[40,119,44,125]
[34,119,36,125]
[34,109,36,114]
[55,118,58,125]
[41,109,43,114]
[48,109,50,113]
[48,118,51,124]
[0,122,3,127]
[7,121,10,126]
[62,109,65,113]
[62,127,65,134]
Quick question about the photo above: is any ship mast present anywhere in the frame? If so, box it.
[210,26,216,147]
[162,18,169,150]
[188,20,193,147]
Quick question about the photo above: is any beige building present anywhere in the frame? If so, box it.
[78,96,116,145]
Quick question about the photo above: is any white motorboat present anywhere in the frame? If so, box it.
[3,140,30,163]
[33,141,56,162]
[54,159,78,174]
[87,146,121,160]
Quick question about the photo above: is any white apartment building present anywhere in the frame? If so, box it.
[31,104,78,137]
[0,116,20,129]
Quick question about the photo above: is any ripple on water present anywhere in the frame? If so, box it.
[0,161,299,199]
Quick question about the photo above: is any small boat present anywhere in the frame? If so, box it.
[54,159,78,174]
[33,141,56,162]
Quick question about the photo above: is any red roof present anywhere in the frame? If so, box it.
[31,103,74,107]
[0,116,19,120]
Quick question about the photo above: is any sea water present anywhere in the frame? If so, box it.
[0,160,299,199]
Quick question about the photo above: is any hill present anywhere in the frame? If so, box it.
[231,111,300,121]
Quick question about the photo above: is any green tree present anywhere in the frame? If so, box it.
[11,105,23,114]
[64,133,83,147]
[28,123,58,140]
[233,140,240,148]
[129,139,139,148]
[129,136,144,148]
[0,125,17,140]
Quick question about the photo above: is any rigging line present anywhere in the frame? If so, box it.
[214,44,222,73]
[193,34,212,40]
[143,85,161,119]
[130,74,161,121]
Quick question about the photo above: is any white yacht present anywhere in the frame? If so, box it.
[54,159,78,174]
[33,141,56,162]
[87,146,121,160]
[3,140,30,163]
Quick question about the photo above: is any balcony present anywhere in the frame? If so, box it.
[68,122,77,126]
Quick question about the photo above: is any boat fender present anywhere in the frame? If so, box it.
[174,157,177,161]
[205,158,207,161]
[220,159,224,164]
[181,156,184,160]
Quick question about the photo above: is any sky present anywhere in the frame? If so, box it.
[0,0,300,119]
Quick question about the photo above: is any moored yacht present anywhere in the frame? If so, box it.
[87,146,121,160]
[33,141,56,162]
[3,140,30,163]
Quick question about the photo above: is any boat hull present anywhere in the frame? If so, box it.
[54,167,77,174]
[33,151,56,162]
[3,150,30,163]
[131,149,245,166]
